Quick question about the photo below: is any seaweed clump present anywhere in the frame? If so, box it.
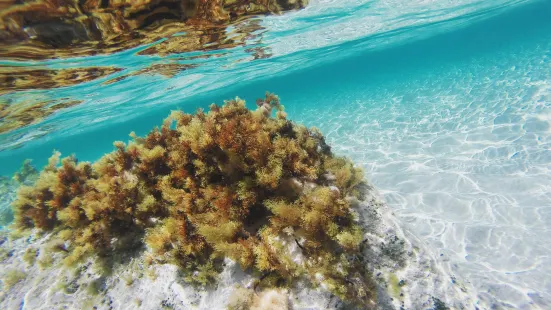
[12,93,374,307]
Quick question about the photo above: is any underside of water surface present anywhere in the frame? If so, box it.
[1,0,550,308]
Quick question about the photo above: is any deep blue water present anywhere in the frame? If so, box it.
[1,0,550,307]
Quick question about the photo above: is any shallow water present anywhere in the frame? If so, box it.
[1,0,550,308]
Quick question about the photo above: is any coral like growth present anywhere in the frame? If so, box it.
[13,93,374,306]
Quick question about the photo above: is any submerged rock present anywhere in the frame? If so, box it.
[0,179,476,309]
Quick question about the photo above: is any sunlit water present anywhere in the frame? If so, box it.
[1,0,550,308]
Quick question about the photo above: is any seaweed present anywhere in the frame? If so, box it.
[22,247,38,265]
[13,93,375,306]
[2,269,26,289]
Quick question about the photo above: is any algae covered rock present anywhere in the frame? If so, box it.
[2,94,477,309]
[11,93,376,307]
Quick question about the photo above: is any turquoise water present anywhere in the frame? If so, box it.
[1,0,551,308]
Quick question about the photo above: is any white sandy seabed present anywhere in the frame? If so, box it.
[0,182,477,310]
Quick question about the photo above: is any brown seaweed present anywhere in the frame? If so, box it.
[12,92,375,307]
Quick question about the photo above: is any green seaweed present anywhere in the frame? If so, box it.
[388,273,401,298]
[22,247,38,265]
[12,93,375,306]
[37,252,54,269]
[86,277,106,296]
[0,247,8,262]
[2,269,26,289]
[55,277,79,294]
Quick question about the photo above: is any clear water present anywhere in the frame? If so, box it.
[1,0,550,308]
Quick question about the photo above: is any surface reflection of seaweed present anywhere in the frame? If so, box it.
[0,96,82,134]
[0,66,122,95]
[0,0,308,60]
[0,2,301,134]
[136,18,269,57]
[102,63,198,85]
